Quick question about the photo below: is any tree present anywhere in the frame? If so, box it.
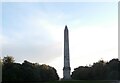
[72,66,91,80]
[21,60,36,81]
[71,59,120,80]
[2,57,59,82]
[107,71,119,80]
[106,59,119,80]
[38,64,59,81]
[3,56,15,64]
[91,60,106,80]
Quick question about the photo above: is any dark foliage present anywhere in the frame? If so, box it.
[72,59,120,80]
[2,56,120,82]
[2,56,59,82]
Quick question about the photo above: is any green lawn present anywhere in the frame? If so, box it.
[45,80,117,83]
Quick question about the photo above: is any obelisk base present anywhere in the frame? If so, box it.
[63,67,71,80]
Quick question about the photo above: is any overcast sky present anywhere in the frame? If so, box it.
[1,2,118,78]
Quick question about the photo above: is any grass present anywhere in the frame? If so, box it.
[44,80,118,83]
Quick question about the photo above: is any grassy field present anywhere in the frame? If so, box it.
[44,80,118,83]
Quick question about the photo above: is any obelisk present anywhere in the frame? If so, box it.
[63,25,71,80]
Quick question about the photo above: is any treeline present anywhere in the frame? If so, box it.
[1,56,120,82]
[1,56,59,82]
[72,59,120,80]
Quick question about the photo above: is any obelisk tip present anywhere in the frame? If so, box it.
[65,25,68,30]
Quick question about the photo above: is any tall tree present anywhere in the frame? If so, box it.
[3,56,15,64]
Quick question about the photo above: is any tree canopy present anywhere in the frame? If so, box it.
[71,59,120,80]
[2,56,59,82]
[2,56,120,82]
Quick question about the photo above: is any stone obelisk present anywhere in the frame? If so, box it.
[63,25,71,80]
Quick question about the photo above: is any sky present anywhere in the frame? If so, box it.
[1,2,118,78]
[1,0,119,2]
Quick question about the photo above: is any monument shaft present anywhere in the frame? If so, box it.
[63,25,71,80]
